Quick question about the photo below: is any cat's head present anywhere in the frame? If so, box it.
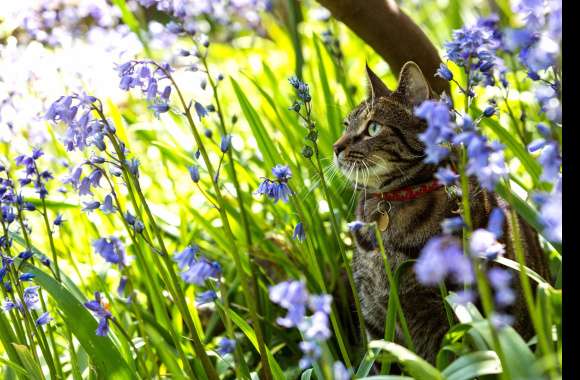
[333,61,435,192]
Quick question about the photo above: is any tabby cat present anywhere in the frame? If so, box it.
[333,61,551,364]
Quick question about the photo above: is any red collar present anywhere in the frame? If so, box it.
[372,179,443,201]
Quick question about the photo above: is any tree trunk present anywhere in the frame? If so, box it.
[317,0,449,95]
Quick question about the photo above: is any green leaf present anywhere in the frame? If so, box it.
[495,181,562,253]
[368,340,443,380]
[12,344,44,380]
[0,355,29,378]
[441,351,502,380]
[300,368,313,380]
[358,376,414,380]
[22,264,135,379]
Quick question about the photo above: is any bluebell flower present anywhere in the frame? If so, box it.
[2,298,19,312]
[173,245,200,270]
[537,179,562,242]
[449,289,476,305]
[415,100,453,164]
[18,250,33,260]
[292,222,305,242]
[308,295,332,314]
[82,201,101,212]
[220,135,232,153]
[53,214,65,226]
[117,277,128,296]
[23,286,41,310]
[483,106,496,117]
[288,76,311,102]
[181,259,221,285]
[194,102,208,120]
[272,165,292,181]
[469,229,505,259]
[149,103,169,118]
[36,312,53,326]
[298,341,321,369]
[188,166,200,183]
[19,273,35,281]
[217,338,236,356]
[347,220,365,233]
[436,63,453,81]
[435,167,459,186]
[491,312,514,329]
[92,237,129,267]
[255,165,293,204]
[415,236,474,286]
[127,159,140,178]
[487,208,505,238]
[301,311,331,341]
[441,217,465,234]
[196,290,217,305]
[100,194,115,214]
[333,361,351,380]
[488,268,515,307]
[277,303,306,328]
[85,292,112,336]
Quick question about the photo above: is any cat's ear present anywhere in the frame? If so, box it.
[366,63,391,100]
[395,61,432,106]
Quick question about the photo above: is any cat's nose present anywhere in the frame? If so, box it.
[333,135,350,157]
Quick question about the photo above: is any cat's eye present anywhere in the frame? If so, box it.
[367,121,382,137]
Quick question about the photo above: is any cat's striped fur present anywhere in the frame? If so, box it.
[334,62,551,363]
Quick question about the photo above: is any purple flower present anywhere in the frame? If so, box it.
[436,63,454,81]
[415,100,453,164]
[188,165,201,183]
[347,220,365,233]
[196,290,217,305]
[292,222,305,242]
[298,341,321,369]
[538,183,562,242]
[289,76,311,102]
[194,102,208,120]
[92,237,129,267]
[308,295,332,314]
[469,229,505,259]
[82,201,101,212]
[220,135,232,153]
[415,236,474,286]
[217,338,236,356]
[53,214,65,226]
[269,281,309,311]
[100,194,115,214]
[491,312,514,329]
[36,311,53,326]
[181,259,221,285]
[487,208,505,238]
[441,217,465,234]
[173,245,199,270]
[333,361,351,380]
[488,268,515,307]
[19,273,35,281]
[449,289,476,305]
[149,103,169,118]
[23,286,41,310]
[301,311,331,341]
[85,292,112,336]
[435,167,459,186]
[272,165,292,181]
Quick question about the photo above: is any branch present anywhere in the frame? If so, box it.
[317,0,449,95]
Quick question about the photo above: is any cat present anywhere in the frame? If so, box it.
[333,61,551,364]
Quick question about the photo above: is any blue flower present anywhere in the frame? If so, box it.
[347,220,365,233]
[220,134,232,153]
[149,103,169,118]
[308,295,332,314]
[2,298,19,312]
[92,237,129,267]
[18,250,33,261]
[436,63,453,81]
[100,194,115,214]
[288,76,311,102]
[53,214,65,226]
[415,236,474,286]
[491,312,514,329]
[23,286,41,310]
[469,229,505,259]
[36,311,53,326]
[333,361,351,380]
[188,166,200,183]
[415,100,454,164]
[292,222,305,242]
[435,167,459,186]
[301,311,331,341]
[181,259,221,285]
[82,201,101,213]
[441,217,465,234]
[488,268,515,307]
[85,292,112,336]
[194,102,208,120]
[173,245,199,270]
[19,273,35,281]
[272,165,292,181]
[196,290,217,305]
[449,290,476,305]
[217,338,236,356]
[298,341,321,369]
[487,208,505,238]
[536,180,561,242]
